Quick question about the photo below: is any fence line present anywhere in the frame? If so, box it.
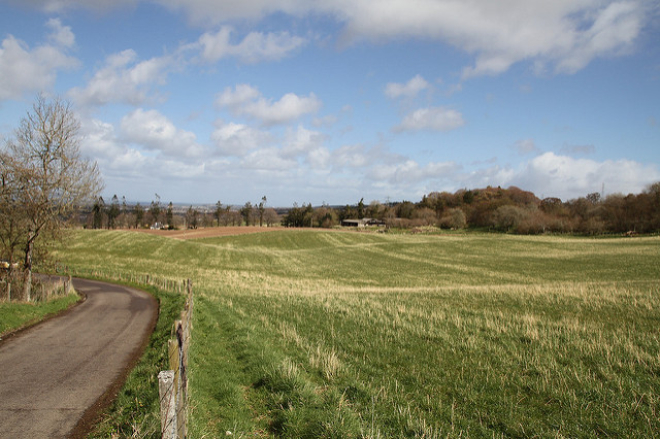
[66,267,193,439]
[159,279,193,439]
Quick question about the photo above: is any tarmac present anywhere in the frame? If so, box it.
[0,278,158,438]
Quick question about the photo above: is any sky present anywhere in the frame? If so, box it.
[1,0,659,207]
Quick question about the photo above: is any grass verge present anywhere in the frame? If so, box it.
[0,292,80,337]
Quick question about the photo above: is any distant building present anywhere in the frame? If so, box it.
[340,218,385,228]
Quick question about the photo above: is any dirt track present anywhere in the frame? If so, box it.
[0,278,157,439]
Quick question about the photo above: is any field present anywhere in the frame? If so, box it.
[53,229,660,438]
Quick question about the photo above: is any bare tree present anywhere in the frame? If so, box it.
[264,207,279,227]
[2,95,103,300]
[0,152,28,300]
[186,205,199,229]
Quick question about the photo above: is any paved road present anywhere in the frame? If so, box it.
[0,278,158,439]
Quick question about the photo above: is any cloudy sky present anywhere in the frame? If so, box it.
[1,0,659,206]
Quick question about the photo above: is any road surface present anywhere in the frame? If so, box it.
[0,278,158,438]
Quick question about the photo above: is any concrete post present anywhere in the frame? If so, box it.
[158,370,177,439]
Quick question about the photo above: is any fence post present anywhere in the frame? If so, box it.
[158,370,177,439]
[159,278,193,439]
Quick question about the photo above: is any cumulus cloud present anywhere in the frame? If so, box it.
[69,49,171,107]
[46,18,76,48]
[216,84,321,125]
[282,125,326,157]
[385,75,430,99]
[161,0,647,77]
[15,1,647,78]
[197,26,305,64]
[211,120,273,156]
[241,147,297,171]
[79,118,151,180]
[394,107,465,132]
[120,108,205,158]
[511,152,659,200]
[0,21,79,100]
[369,160,459,185]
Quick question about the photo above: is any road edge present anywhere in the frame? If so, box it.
[68,281,160,439]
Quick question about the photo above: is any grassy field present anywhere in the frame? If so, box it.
[53,229,660,438]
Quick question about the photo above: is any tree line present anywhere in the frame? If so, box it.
[86,184,660,236]
[86,195,280,230]
[277,185,660,235]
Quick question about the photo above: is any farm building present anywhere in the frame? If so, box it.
[341,218,385,228]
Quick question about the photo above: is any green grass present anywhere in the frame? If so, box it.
[0,292,80,336]
[53,229,660,438]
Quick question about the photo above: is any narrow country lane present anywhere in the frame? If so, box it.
[0,278,158,439]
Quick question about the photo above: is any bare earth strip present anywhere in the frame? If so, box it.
[0,278,157,439]
[136,226,289,239]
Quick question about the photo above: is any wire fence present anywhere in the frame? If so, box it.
[159,279,193,439]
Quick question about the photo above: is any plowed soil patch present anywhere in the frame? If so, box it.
[135,226,288,240]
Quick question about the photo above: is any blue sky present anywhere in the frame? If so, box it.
[1,0,659,206]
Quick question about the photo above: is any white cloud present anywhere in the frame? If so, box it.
[385,74,430,99]
[198,26,305,64]
[553,1,643,74]
[153,0,312,25]
[46,18,76,48]
[307,146,332,171]
[79,118,152,181]
[460,152,660,201]
[215,84,261,108]
[158,0,647,77]
[69,49,171,107]
[512,152,660,200]
[0,22,79,100]
[368,160,459,185]
[282,125,326,157]
[14,1,646,78]
[216,84,321,125]
[395,107,465,132]
[159,159,206,178]
[331,144,370,168]
[211,120,273,156]
[241,147,297,171]
[120,109,204,158]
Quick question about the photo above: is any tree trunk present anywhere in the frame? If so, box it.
[22,239,34,301]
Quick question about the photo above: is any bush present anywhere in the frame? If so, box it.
[438,208,467,230]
